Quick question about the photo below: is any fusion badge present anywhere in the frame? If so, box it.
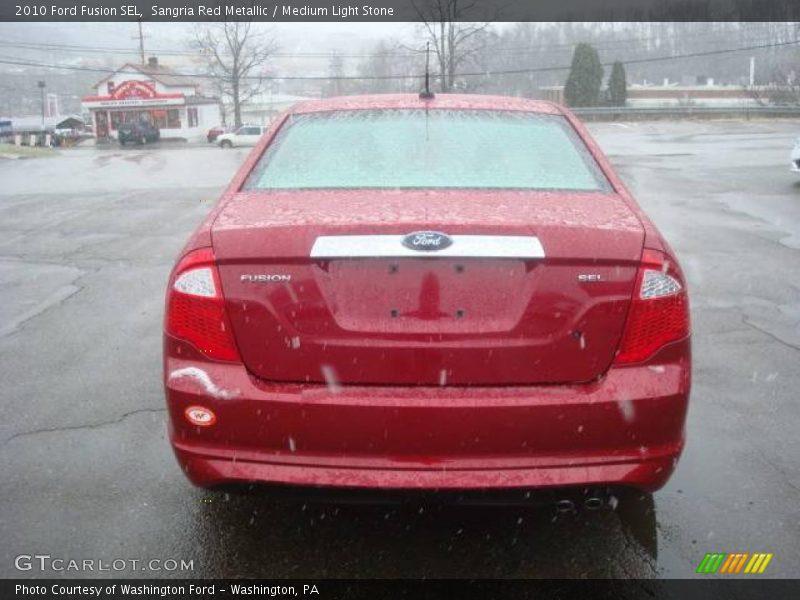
[240,274,292,283]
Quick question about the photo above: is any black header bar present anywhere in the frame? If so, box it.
[4,579,800,600]
[3,0,800,22]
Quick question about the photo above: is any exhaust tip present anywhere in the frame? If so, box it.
[555,499,576,513]
[584,496,605,511]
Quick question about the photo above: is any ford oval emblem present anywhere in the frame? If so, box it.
[402,231,453,252]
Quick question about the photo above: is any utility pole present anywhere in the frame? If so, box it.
[749,56,755,87]
[132,20,146,64]
[37,80,46,128]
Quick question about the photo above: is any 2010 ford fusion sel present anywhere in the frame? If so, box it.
[164,94,690,499]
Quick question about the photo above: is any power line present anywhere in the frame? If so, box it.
[0,56,413,80]
[0,39,422,59]
[0,25,792,60]
[458,38,800,78]
[0,38,798,82]
[0,37,637,57]
[0,38,777,60]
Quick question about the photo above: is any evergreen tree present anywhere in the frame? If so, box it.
[564,43,603,107]
[608,60,628,106]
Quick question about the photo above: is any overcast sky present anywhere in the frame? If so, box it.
[0,21,420,54]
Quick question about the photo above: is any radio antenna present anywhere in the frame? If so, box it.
[419,42,434,99]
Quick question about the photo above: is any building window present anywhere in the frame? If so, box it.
[167,109,181,129]
[108,110,160,131]
[151,110,167,129]
[107,81,115,95]
[188,107,199,128]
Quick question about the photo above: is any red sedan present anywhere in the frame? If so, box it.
[206,126,230,143]
[164,94,690,502]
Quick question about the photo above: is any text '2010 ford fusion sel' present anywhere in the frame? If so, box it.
[163,94,691,499]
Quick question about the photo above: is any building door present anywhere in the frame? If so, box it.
[95,111,109,138]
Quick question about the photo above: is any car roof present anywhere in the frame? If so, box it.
[289,94,564,116]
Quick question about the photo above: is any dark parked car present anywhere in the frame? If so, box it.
[119,121,160,145]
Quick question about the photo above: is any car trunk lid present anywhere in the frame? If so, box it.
[212,189,644,385]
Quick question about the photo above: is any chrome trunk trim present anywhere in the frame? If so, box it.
[310,235,545,259]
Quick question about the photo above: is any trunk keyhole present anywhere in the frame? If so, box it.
[390,309,400,318]
[455,309,465,319]
[388,264,399,274]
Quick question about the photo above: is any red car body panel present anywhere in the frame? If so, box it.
[213,189,643,386]
[164,94,691,494]
[166,336,689,491]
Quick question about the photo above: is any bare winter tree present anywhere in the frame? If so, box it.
[355,40,424,94]
[410,0,494,92]
[192,22,279,127]
[326,52,347,97]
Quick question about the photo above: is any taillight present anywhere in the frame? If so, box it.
[615,248,690,364]
[165,247,240,362]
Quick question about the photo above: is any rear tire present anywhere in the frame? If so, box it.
[220,140,233,149]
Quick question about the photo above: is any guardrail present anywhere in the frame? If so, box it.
[570,105,800,120]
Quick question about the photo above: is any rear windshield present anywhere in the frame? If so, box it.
[244,109,611,191]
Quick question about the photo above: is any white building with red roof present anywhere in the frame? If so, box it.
[82,57,222,142]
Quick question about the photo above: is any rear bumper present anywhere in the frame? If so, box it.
[165,338,690,493]
[173,447,681,494]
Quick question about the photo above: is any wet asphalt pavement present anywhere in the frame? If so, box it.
[0,121,798,579]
